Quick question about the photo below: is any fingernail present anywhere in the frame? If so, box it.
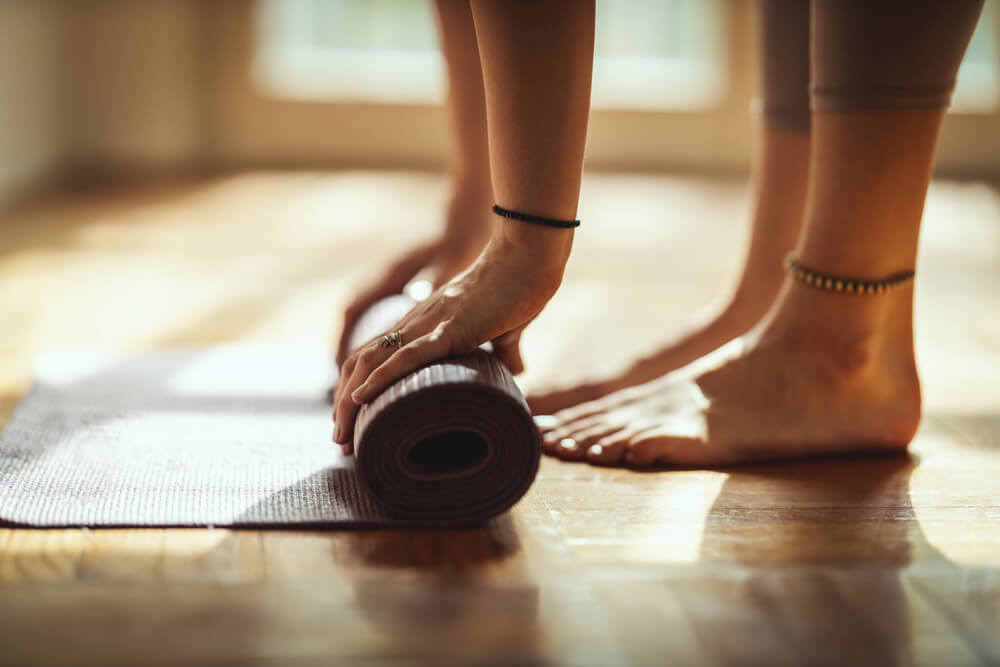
[588,444,604,457]
[351,385,366,402]
[559,438,578,452]
[333,424,341,443]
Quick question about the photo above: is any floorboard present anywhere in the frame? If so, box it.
[0,171,997,666]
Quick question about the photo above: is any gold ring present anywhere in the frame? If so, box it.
[379,330,403,349]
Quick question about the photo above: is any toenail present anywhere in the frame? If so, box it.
[588,444,603,457]
[533,415,559,429]
[559,438,578,451]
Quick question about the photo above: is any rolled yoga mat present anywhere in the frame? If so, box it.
[343,294,542,524]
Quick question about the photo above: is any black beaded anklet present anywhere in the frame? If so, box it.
[785,254,915,294]
[492,204,580,229]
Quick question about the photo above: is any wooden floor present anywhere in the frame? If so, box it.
[0,171,998,666]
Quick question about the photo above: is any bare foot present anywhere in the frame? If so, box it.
[537,283,922,467]
[527,297,772,415]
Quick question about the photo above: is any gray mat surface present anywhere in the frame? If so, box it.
[0,345,397,526]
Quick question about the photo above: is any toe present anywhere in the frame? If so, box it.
[550,398,611,431]
[527,381,606,416]
[571,422,624,450]
[553,436,587,461]
[584,436,628,466]
[541,415,606,454]
[624,429,706,467]
[583,424,650,467]
[534,414,559,437]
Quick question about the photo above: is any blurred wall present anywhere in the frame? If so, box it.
[1,0,998,211]
[0,1,66,206]
[63,0,205,168]
[0,0,207,208]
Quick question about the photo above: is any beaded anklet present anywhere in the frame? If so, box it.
[492,204,580,229]
[785,254,915,294]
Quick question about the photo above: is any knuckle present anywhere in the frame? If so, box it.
[437,321,471,352]
[432,319,452,339]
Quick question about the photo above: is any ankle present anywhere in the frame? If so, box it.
[767,283,917,385]
[724,278,783,330]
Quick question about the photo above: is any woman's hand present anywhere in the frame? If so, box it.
[335,230,490,366]
[333,223,573,453]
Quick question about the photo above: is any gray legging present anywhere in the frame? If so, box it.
[756,0,985,130]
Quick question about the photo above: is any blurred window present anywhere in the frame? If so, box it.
[255,0,443,104]
[255,0,998,113]
[254,0,726,110]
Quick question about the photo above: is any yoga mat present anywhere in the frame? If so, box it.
[0,300,540,527]
[345,295,541,524]
[0,345,386,527]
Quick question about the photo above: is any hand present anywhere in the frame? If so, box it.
[335,233,486,366]
[333,225,572,453]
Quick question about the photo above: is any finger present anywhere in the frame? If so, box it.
[335,244,437,364]
[335,341,391,442]
[332,354,358,424]
[335,282,405,365]
[336,298,379,365]
[334,343,392,444]
[350,326,452,405]
[492,329,525,375]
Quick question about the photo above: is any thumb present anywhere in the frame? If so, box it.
[491,328,526,375]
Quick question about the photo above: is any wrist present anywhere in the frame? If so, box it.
[490,218,573,283]
[440,190,493,246]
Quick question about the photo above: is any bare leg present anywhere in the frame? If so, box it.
[336,0,492,364]
[333,0,595,448]
[470,0,593,220]
[528,0,811,414]
[434,0,493,262]
[541,0,983,467]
